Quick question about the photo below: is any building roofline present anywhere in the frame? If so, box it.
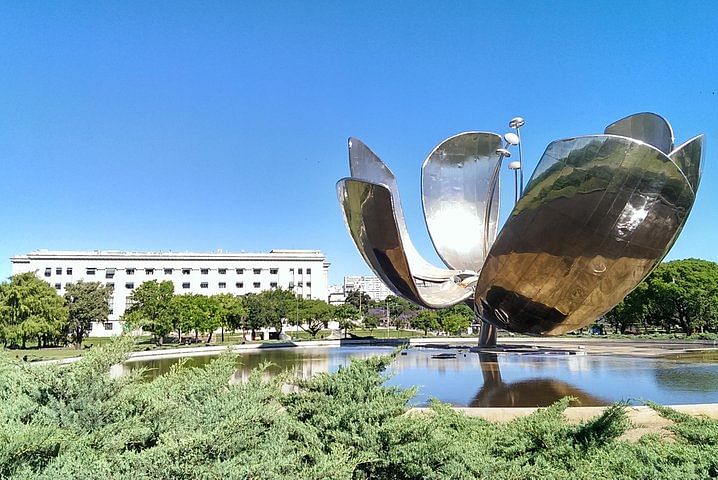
[11,249,327,262]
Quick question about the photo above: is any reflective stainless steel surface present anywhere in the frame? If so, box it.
[348,138,457,282]
[338,113,704,340]
[669,134,705,191]
[474,135,696,335]
[337,178,473,308]
[421,132,503,271]
[605,112,674,154]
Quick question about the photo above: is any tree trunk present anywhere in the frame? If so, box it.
[220,327,224,343]
[177,329,182,343]
[207,331,213,344]
[22,335,26,349]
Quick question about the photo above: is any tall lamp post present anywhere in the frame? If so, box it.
[508,117,525,195]
[508,160,521,205]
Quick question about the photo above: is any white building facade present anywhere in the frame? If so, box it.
[10,249,330,337]
[342,275,393,301]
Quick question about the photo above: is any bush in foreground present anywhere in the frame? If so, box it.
[1,340,717,479]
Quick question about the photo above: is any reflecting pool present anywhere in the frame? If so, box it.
[122,346,718,407]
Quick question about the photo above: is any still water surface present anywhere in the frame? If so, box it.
[123,346,718,407]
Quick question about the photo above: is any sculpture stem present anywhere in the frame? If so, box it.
[478,319,497,347]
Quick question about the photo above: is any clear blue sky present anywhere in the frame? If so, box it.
[1,1,716,285]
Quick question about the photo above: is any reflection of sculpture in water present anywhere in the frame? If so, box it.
[337,113,704,346]
[470,353,607,407]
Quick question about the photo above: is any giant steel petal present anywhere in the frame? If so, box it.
[421,132,503,272]
[348,138,458,281]
[337,178,474,309]
[605,112,674,154]
[474,135,695,335]
[669,134,704,192]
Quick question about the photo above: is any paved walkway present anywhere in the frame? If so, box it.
[408,403,718,441]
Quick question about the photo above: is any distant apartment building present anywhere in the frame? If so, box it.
[10,249,330,337]
[342,275,393,301]
[327,284,346,305]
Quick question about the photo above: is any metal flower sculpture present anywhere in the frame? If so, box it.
[337,113,704,345]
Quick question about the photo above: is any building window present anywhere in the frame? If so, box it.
[270,282,278,288]
[236,282,244,288]
[106,268,115,279]
[253,269,261,275]
[298,282,303,287]
[219,282,226,289]
[307,268,311,274]
[55,267,62,275]
[201,268,209,275]
[103,322,113,331]
[182,282,190,289]
[270,268,278,275]
[65,283,71,288]
[126,268,135,275]
[182,269,191,275]
[253,282,260,288]
[125,282,134,289]
[125,297,134,308]
[298,268,303,274]
[86,268,96,275]
[164,268,173,275]
[44,268,51,277]
[218,268,226,274]
[54,283,61,290]
[306,282,312,287]
[145,268,154,275]
[106,282,114,290]
[200,282,208,288]
[305,294,311,299]
[289,268,294,274]
[236,268,244,274]
[66,267,73,275]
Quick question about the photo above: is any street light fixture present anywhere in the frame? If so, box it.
[508,117,525,195]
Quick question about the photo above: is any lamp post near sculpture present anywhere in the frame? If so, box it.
[508,160,521,205]
[337,113,704,347]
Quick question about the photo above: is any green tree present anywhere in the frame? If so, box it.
[292,299,334,338]
[123,280,175,345]
[345,289,372,314]
[645,259,718,335]
[169,294,198,343]
[334,303,360,337]
[411,310,439,335]
[64,281,112,348]
[243,293,271,340]
[194,295,221,343]
[438,304,473,335]
[362,311,380,334]
[384,295,415,330]
[0,272,68,348]
[214,293,246,342]
[265,288,297,333]
[604,282,650,334]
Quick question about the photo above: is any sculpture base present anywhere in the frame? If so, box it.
[478,320,497,347]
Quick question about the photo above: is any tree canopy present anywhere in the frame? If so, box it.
[64,281,112,348]
[605,259,718,335]
[0,273,68,348]
[123,280,175,344]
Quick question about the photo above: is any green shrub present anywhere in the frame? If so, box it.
[1,339,717,479]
